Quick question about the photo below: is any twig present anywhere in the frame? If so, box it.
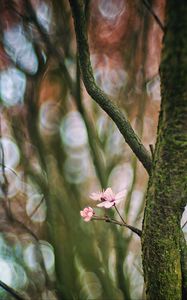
[0,143,8,196]
[182,220,187,229]
[0,120,12,219]
[114,204,127,225]
[22,0,75,95]
[92,215,142,237]
[114,204,142,237]
[141,0,165,32]
[0,163,18,176]
[68,0,152,175]
[29,195,45,219]
[0,280,26,300]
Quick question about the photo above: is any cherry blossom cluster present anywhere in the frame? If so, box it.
[80,187,126,222]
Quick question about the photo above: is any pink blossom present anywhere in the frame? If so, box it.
[80,207,94,222]
[90,187,126,209]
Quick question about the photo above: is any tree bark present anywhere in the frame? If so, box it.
[142,1,187,299]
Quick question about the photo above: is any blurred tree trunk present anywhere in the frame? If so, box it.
[142,1,187,299]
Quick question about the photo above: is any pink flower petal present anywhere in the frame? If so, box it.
[87,207,93,212]
[114,198,124,205]
[115,189,127,200]
[80,207,94,221]
[87,211,93,217]
[104,187,113,194]
[97,201,114,208]
[84,216,92,222]
[103,187,114,199]
[101,191,114,202]
[89,187,126,210]
[80,210,85,217]
[89,192,102,201]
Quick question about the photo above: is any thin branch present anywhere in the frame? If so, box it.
[141,0,165,32]
[92,215,142,237]
[22,0,75,95]
[0,280,26,300]
[0,120,13,219]
[114,204,127,225]
[0,163,18,176]
[68,0,152,175]
[182,220,187,229]
[0,143,8,196]
[29,195,45,219]
[114,204,142,237]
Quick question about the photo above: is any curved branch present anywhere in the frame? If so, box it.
[0,280,25,300]
[141,0,165,32]
[68,0,152,175]
[75,57,107,188]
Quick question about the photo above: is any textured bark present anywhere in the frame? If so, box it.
[142,1,187,299]
[69,0,152,174]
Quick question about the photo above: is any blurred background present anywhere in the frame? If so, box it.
[1,0,185,299]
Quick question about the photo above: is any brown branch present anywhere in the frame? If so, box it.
[22,0,75,94]
[29,195,45,219]
[141,0,165,32]
[92,215,142,237]
[75,57,107,188]
[0,280,26,300]
[0,120,13,219]
[68,0,152,175]
[182,220,187,229]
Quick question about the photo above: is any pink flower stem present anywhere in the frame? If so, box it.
[114,204,142,237]
[114,204,127,225]
[92,215,141,237]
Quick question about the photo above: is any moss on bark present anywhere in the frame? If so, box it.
[142,1,187,299]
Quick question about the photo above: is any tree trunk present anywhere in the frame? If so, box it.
[142,1,187,299]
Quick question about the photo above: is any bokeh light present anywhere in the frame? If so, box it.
[39,100,61,135]
[0,237,28,293]
[91,54,128,97]
[0,168,19,198]
[60,111,88,148]
[129,190,144,223]
[0,137,20,168]
[109,163,134,192]
[0,68,26,106]
[24,243,40,271]
[39,240,55,276]
[181,205,187,234]
[4,24,38,74]
[36,1,52,32]
[146,75,161,101]
[64,153,91,184]
[0,259,12,286]
[98,0,126,21]
[26,193,47,223]
[11,262,28,288]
